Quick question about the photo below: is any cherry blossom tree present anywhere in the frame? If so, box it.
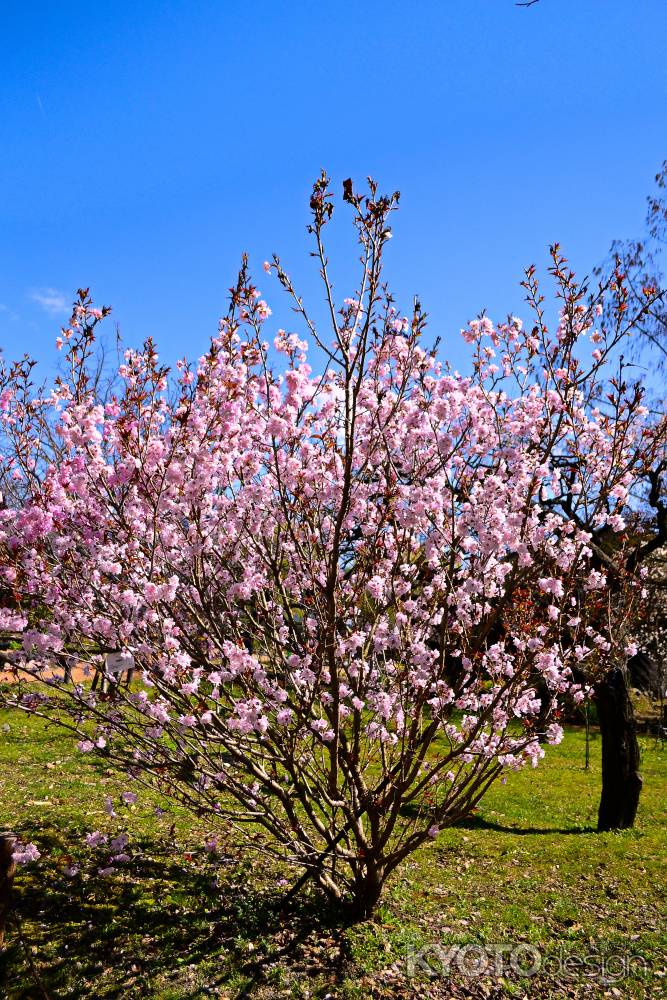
[517,253,667,831]
[581,160,667,828]
[0,174,663,917]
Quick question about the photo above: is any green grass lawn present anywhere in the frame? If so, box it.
[0,710,665,999]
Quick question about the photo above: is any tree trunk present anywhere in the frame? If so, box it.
[0,831,17,947]
[595,667,643,831]
[348,863,384,921]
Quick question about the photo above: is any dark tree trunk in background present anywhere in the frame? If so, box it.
[595,668,643,831]
[0,831,17,947]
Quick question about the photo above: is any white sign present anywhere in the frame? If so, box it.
[105,651,135,676]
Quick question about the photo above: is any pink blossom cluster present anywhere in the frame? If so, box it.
[12,841,41,864]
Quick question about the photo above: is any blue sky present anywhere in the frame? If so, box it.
[1,0,665,375]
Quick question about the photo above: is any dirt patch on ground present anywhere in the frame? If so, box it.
[0,662,96,685]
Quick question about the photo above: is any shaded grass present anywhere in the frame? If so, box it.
[0,712,665,998]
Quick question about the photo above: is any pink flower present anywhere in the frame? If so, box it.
[12,842,41,864]
[366,576,385,601]
[85,831,108,848]
[0,609,27,632]
[545,723,564,745]
[538,578,564,598]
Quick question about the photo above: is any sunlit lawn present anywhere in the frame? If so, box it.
[0,709,665,999]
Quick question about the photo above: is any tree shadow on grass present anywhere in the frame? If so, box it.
[0,822,353,999]
[454,815,597,836]
[398,800,596,836]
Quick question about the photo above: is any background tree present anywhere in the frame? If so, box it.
[596,161,667,372]
[583,161,667,828]
[477,250,667,831]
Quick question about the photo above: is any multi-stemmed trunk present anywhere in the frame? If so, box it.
[313,854,386,921]
[348,862,385,920]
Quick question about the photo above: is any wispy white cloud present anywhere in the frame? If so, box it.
[29,288,70,317]
[0,304,19,322]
